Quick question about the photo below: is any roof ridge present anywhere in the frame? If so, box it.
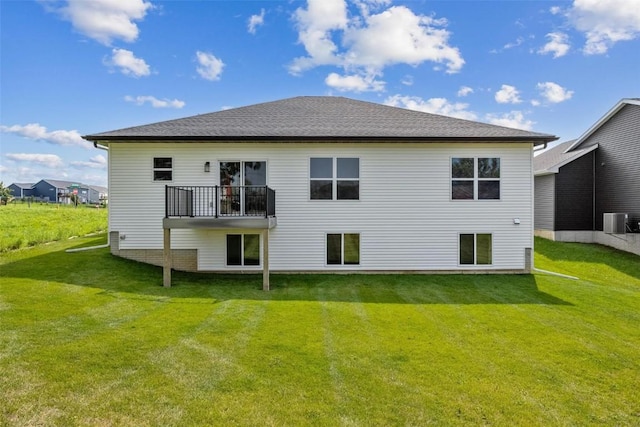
[84,96,557,143]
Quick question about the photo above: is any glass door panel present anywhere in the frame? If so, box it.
[219,161,266,216]
[244,162,266,215]
[220,162,241,215]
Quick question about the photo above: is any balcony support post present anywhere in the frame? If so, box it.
[163,228,172,287]
[262,229,270,291]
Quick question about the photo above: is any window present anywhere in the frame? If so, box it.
[226,234,260,266]
[459,233,492,265]
[327,233,360,265]
[310,157,359,200]
[219,161,267,215]
[452,157,500,200]
[153,157,173,181]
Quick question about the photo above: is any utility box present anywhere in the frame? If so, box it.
[603,213,627,234]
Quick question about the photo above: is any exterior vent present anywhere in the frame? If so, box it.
[603,213,627,234]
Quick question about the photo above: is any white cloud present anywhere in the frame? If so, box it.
[550,6,562,15]
[384,95,478,121]
[495,85,522,104]
[106,48,150,77]
[124,95,185,108]
[290,1,464,91]
[196,51,225,81]
[486,111,534,131]
[352,0,391,17]
[248,8,265,34]
[503,36,524,49]
[71,155,107,169]
[537,81,574,103]
[457,86,473,97]
[342,6,464,73]
[290,0,348,74]
[325,72,385,92]
[401,75,414,86]
[46,0,152,45]
[5,153,64,168]
[0,123,91,148]
[567,0,640,54]
[538,32,571,58]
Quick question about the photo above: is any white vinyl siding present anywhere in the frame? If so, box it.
[109,142,533,271]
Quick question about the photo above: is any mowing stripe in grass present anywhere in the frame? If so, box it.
[2,235,640,425]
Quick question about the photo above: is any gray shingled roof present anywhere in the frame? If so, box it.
[84,96,556,143]
[10,183,34,189]
[39,178,87,188]
[89,185,108,193]
[534,140,597,175]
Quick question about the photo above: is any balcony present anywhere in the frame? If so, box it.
[163,185,276,230]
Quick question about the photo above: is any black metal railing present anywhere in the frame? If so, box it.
[166,185,275,218]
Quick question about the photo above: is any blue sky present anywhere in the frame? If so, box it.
[1,0,639,188]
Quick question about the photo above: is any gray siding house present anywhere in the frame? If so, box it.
[31,179,82,204]
[10,179,106,204]
[84,96,557,289]
[8,183,35,199]
[534,98,640,255]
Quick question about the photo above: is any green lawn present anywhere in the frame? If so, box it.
[0,202,107,252]
[1,236,639,426]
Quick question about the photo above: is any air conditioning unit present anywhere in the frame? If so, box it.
[603,213,627,234]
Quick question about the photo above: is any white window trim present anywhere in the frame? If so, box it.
[225,233,262,268]
[325,232,361,267]
[309,157,360,201]
[458,232,493,266]
[450,157,501,201]
[152,157,173,182]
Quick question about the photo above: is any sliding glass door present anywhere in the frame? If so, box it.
[219,161,266,215]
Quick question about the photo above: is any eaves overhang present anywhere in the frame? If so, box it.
[534,143,598,176]
[83,135,558,145]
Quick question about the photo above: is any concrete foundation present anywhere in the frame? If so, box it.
[109,231,198,272]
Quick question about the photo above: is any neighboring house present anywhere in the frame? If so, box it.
[31,179,80,204]
[534,98,640,255]
[8,183,34,198]
[83,96,557,289]
[8,179,108,204]
[88,185,108,204]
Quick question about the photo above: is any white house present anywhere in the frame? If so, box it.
[84,96,557,289]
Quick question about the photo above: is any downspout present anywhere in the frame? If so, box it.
[67,141,110,253]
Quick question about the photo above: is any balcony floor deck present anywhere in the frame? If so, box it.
[163,216,277,229]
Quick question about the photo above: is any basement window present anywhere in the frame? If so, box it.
[327,233,360,265]
[459,233,492,265]
[227,234,260,266]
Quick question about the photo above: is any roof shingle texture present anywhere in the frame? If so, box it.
[85,96,556,141]
[533,139,595,173]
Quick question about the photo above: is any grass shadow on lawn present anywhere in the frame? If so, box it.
[1,235,571,306]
